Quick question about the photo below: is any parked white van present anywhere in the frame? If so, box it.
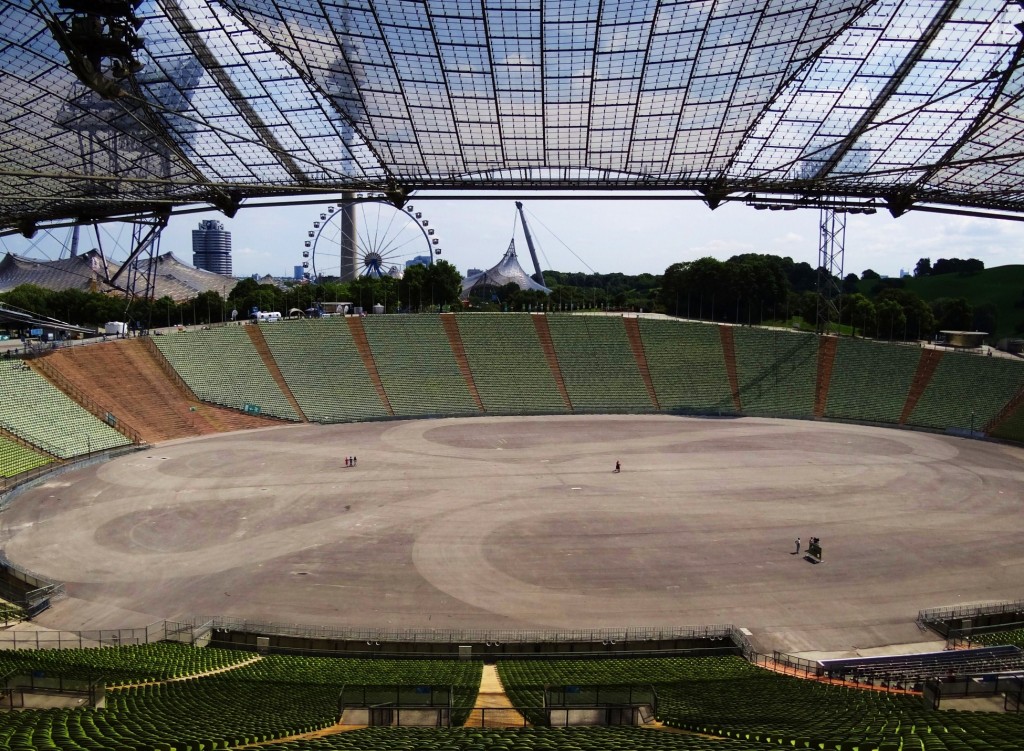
[255,311,282,322]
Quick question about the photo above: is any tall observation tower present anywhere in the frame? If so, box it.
[192,220,233,275]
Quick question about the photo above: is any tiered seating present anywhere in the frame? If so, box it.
[825,338,920,424]
[260,319,387,422]
[654,656,1024,751]
[0,643,252,684]
[971,627,1024,648]
[498,657,715,726]
[638,320,734,412]
[455,314,567,414]
[361,316,478,416]
[731,328,818,416]
[229,654,482,725]
[819,646,1024,683]
[989,400,1024,442]
[908,352,1024,432]
[0,362,131,459]
[0,647,1020,750]
[153,328,300,421]
[0,435,50,477]
[545,316,651,411]
[258,727,769,750]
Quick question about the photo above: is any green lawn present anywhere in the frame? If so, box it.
[860,265,1024,340]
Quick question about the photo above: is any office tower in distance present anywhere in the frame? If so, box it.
[192,220,233,275]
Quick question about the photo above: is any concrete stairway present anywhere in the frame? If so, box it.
[346,317,394,416]
[718,325,742,411]
[900,348,945,424]
[622,316,660,410]
[245,325,308,422]
[440,314,484,411]
[41,339,276,444]
[814,335,838,417]
[464,665,529,728]
[984,382,1024,434]
[531,315,573,411]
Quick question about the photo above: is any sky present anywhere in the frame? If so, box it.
[4,194,1024,283]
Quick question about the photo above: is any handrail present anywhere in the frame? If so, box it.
[31,355,143,445]
[0,419,63,459]
[139,335,200,401]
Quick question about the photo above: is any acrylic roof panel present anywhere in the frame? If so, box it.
[2,0,1024,229]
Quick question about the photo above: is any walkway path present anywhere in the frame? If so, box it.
[110,654,265,689]
[464,665,529,728]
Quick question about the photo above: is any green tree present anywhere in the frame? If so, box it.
[424,259,463,308]
[840,293,876,336]
[877,288,935,340]
[930,297,974,332]
[875,298,906,340]
[914,257,932,277]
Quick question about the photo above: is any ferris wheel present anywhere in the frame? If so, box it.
[301,197,441,281]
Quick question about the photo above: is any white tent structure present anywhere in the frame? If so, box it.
[461,241,551,300]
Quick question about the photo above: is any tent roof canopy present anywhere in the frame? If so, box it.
[3,0,1024,230]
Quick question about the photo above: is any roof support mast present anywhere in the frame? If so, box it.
[515,201,545,287]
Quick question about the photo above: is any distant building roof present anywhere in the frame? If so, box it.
[0,251,238,302]
[0,250,108,293]
[461,240,551,299]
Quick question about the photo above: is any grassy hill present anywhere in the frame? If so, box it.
[861,265,1024,340]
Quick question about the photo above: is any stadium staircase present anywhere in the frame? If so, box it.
[0,430,53,479]
[717,325,743,411]
[531,315,574,411]
[245,326,308,422]
[0,425,57,461]
[346,317,394,416]
[440,314,485,411]
[622,317,660,410]
[899,348,944,425]
[42,340,276,443]
[814,336,838,418]
[31,355,143,445]
[983,381,1024,435]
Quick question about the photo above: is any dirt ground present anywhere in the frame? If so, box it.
[3,415,1023,655]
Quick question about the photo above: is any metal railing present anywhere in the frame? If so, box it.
[918,599,1024,625]
[923,675,1023,712]
[31,356,143,445]
[195,617,734,646]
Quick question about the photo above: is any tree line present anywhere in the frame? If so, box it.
[0,254,993,341]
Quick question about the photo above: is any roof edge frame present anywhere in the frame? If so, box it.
[907,32,1024,196]
[664,0,720,178]
[628,0,666,174]
[215,0,400,191]
[809,0,964,181]
[355,0,428,187]
[422,0,473,174]
[583,0,606,171]
[714,0,880,182]
[161,0,309,185]
[477,1,509,170]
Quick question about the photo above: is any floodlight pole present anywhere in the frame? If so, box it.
[816,205,846,335]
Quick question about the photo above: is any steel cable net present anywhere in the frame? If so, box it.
[3,0,1024,230]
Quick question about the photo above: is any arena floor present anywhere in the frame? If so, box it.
[3,415,1024,656]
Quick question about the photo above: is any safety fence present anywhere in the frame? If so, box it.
[946,619,1024,649]
[0,444,141,505]
[918,599,1024,638]
[755,652,922,695]
[197,617,735,645]
[923,675,1023,712]
[338,706,654,728]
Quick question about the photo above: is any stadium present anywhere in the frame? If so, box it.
[1,1,1024,751]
